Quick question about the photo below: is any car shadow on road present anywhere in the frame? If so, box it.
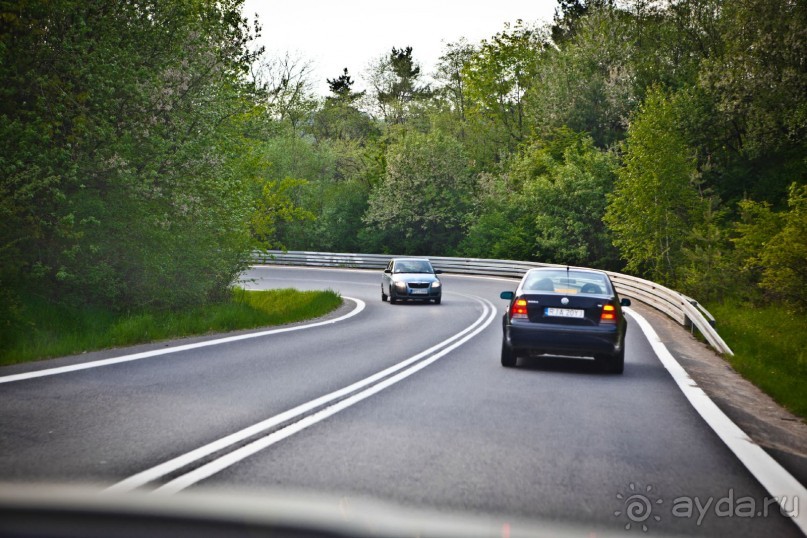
[513,356,660,379]
[516,355,603,375]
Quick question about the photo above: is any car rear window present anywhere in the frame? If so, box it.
[522,270,609,294]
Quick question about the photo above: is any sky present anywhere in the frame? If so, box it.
[241,0,559,96]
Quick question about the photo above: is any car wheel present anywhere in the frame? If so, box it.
[433,296,441,305]
[597,348,624,374]
[381,286,388,302]
[501,341,516,367]
[609,347,625,374]
[389,292,397,304]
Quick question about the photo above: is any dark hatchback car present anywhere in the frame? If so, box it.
[382,258,443,304]
[500,267,631,373]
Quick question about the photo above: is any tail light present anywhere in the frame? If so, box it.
[510,298,528,320]
[600,304,617,324]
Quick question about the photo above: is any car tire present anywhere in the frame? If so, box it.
[433,296,441,305]
[598,348,624,374]
[501,341,516,367]
[389,292,397,304]
[609,347,625,374]
[381,286,388,302]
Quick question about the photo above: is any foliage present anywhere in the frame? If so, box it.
[364,131,473,254]
[605,87,705,284]
[463,21,547,150]
[460,130,619,268]
[529,7,637,148]
[0,0,268,314]
[326,68,365,102]
[253,52,318,133]
[433,39,476,126]
[251,178,315,249]
[523,135,620,268]
[731,199,786,297]
[699,0,807,158]
[728,183,807,311]
[312,69,378,143]
[756,184,807,310]
[678,199,733,302]
[367,46,432,125]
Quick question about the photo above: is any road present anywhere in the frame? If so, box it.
[0,266,802,536]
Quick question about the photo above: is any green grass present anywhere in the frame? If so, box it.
[708,301,807,419]
[0,288,342,366]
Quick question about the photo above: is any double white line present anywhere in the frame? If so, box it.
[108,294,497,494]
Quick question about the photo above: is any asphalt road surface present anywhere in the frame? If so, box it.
[0,266,802,536]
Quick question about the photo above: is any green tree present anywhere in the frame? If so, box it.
[363,131,472,254]
[605,87,705,284]
[521,135,620,268]
[326,68,364,102]
[0,0,264,311]
[730,184,807,309]
[700,0,807,158]
[312,68,377,143]
[757,184,807,309]
[679,199,733,302]
[528,6,637,148]
[433,39,476,127]
[463,21,546,159]
[730,199,784,296]
[367,46,432,125]
[254,52,318,134]
[551,0,614,43]
[461,131,619,268]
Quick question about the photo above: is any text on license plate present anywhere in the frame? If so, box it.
[411,288,428,294]
[545,307,584,318]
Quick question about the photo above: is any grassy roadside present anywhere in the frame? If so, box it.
[0,288,342,367]
[708,301,807,419]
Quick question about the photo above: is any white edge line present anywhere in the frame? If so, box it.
[625,307,807,534]
[0,297,366,385]
[154,297,499,494]
[107,294,492,493]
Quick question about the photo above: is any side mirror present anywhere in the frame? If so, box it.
[500,291,514,300]
[384,269,391,274]
[621,298,631,307]
[434,269,443,275]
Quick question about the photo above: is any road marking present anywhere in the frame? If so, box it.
[625,308,807,535]
[0,298,366,385]
[109,295,497,494]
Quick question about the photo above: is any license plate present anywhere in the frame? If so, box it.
[411,288,428,295]
[545,307,584,318]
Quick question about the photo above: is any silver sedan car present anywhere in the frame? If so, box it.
[381,258,443,304]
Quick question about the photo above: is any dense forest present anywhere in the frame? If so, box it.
[1,0,805,340]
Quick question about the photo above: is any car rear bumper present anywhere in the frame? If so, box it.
[504,321,624,357]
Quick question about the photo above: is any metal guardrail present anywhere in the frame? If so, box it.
[251,250,734,356]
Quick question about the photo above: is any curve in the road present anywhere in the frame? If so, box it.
[108,293,497,494]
